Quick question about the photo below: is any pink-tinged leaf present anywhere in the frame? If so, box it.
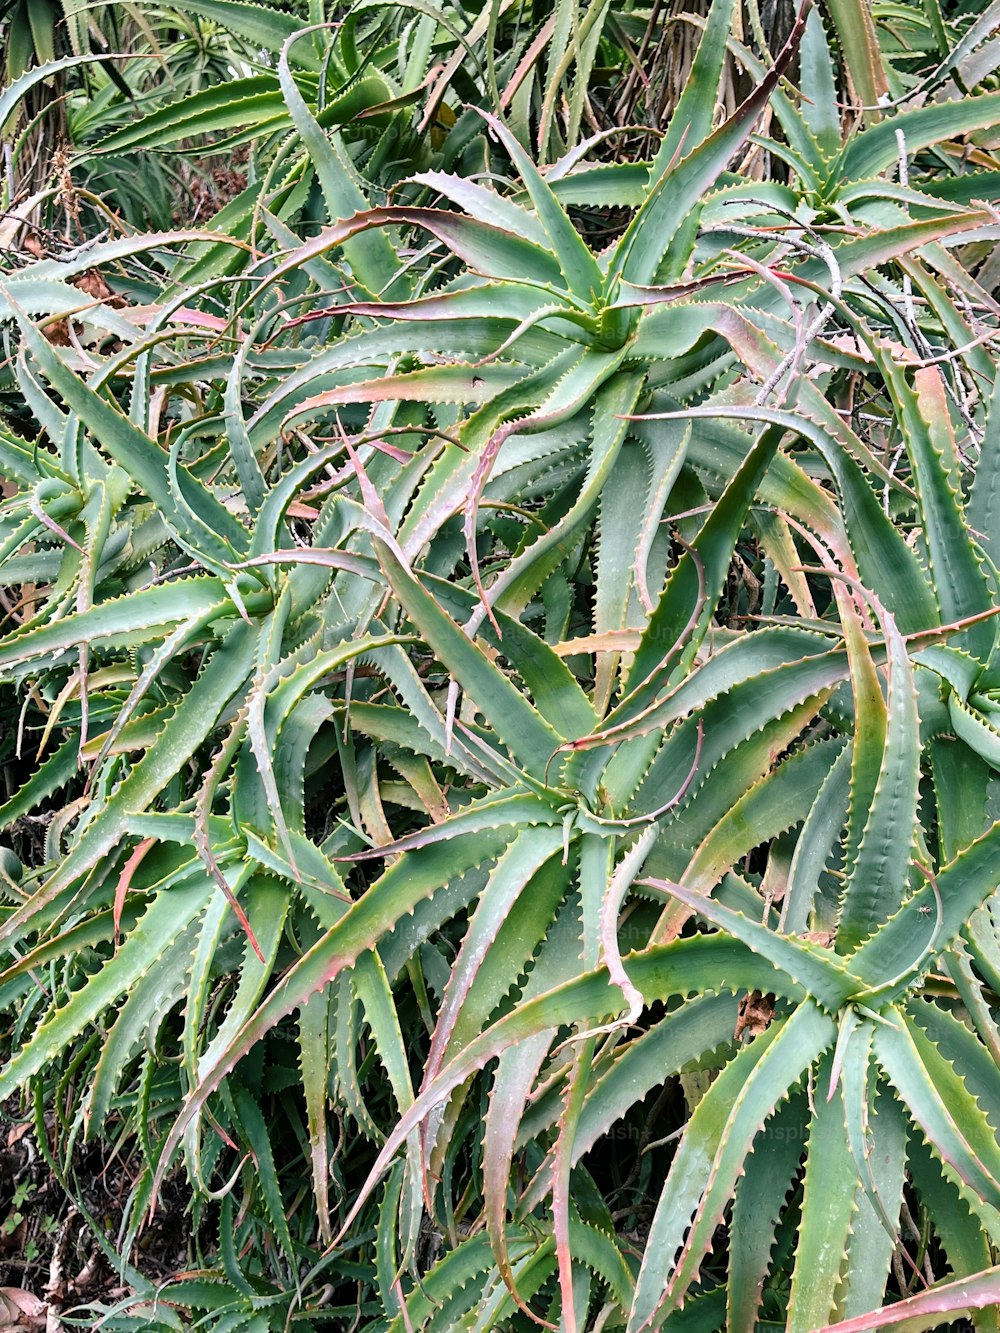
[112,837,155,944]
[167,307,229,331]
[821,1265,1000,1332]
[282,364,525,426]
[410,171,551,248]
[423,826,565,1082]
[552,1041,595,1333]
[600,825,659,1023]
[257,206,566,293]
[484,1034,556,1324]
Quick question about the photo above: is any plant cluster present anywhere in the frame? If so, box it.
[3,0,1000,1328]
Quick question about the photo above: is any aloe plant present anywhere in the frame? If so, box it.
[3,1,1000,1328]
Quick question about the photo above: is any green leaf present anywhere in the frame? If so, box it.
[167,0,318,63]
[628,1002,836,1329]
[876,357,992,660]
[683,736,845,893]
[786,1066,857,1332]
[642,879,858,1012]
[615,6,805,286]
[95,78,288,152]
[841,91,1000,184]
[651,0,737,176]
[0,576,249,672]
[277,40,399,297]
[848,817,1000,1000]
[0,622,258,950]
[968,375,1000,572]
[618,426,787,718]
[10,308,249,560]
[799,9,841,158]
[728,1092,806,1331]
[374,539,564,778]
[837,589,921,952]
[479,112,603,301]
[874,1012,1000,1215]
[0,871,214,1100]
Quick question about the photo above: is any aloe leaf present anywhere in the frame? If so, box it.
[86,925,196,1132]
[841,90,1000,185]
[95,78,288,153]
[229,1081,297,1271]
[341,282,567,327]
[847,817,1000,1000]
[222,335,269,519]
[781,741,853,934]
[477,373,646,631]
[874,1012,1000,1215]
[375,1162,405,1320]
[0,871,214,1099]
[518,994,738,1218]
[627,1002,836,1329]
[727,1092,806,1331]
[182,886,239,1084]
[484,1033,554,1308]
[683,736,845,893]
[194,877,292,1082]
[948,693,1000,771]
[907,998,1000,1142]
[930,736,992,865]
[1,231,251,289]
[0,52,138,127]
[877,357,993,660]
[968,376,1000,572]
[410,172,551,248]
[165,0,318,63]
[374,539,564,777]
[651,0,736,176]
[353,951,423,1268]
[0,425,67,487]
[436,854,567,1067]
[836,587,921,952]
[277,36,399,297]
[642,879,857,1012]
[285,204,566,293]
[0,577,253,671]
[10,308,250,559]
[617,426,786,719]
[478,111,603,301]
[786,1065,857,1332]
[615,5,805,286]
[826,1264,1000,1333]
[616,651,847,827]
[592,439,655,714]
[163,931,803,1234]
[551,1036,598,1333]
[840,1084,908,1319]
[0,736,78,828]
[0,621,257,949]
[425,825,565,1080]
[908,1137,1000,1332]
[799,8,841,159]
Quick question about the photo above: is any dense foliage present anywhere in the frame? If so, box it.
[4,0,1000,1328]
